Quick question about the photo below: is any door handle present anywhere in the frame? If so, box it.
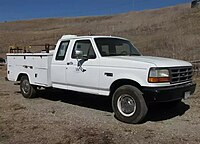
[67,62,73,65]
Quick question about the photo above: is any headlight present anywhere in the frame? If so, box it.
[148,68,170,83]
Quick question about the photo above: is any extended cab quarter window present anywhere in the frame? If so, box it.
[72,40,96,59]
[56,41,70,60]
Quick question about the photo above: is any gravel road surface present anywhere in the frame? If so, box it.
[0,66,200,144]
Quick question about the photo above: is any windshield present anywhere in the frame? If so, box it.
[94,38,141,57]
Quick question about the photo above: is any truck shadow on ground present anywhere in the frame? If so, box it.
[143,102,190,123]
[36,89,190,123]
[37,89,113,112]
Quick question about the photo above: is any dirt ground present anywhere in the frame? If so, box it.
[0,65,200,144]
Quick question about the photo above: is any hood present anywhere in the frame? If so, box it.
[107,56,192,67]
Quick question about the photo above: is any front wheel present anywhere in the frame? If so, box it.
[112,85,148,124]
[20,76,36,98]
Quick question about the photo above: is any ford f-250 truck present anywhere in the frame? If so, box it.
[7,35,196,123]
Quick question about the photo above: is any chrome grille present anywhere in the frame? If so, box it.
[170,67,193,84]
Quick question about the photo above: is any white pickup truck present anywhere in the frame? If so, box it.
[7,35,196,123]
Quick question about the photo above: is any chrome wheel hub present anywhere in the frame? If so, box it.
[117,94,136,117]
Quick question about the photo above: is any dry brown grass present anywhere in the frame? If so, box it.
[0,3,200,61]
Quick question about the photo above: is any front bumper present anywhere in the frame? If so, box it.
[142,82,196,103]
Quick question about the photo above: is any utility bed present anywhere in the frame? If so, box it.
[7,53,53,87]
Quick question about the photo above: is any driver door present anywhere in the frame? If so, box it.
[66,39,100,94]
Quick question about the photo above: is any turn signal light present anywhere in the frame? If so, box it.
[148,77,170,83]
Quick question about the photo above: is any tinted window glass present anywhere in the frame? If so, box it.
[56,41,69,60]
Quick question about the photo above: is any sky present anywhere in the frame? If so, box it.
[0,0,191,22]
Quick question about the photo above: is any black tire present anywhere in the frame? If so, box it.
[20,76,36,98]
[112,85,148,124]
[191,1,197,8]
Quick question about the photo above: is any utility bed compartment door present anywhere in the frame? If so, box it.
[7,53,53,87]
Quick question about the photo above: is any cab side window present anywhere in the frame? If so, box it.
[72,40,96,59]
[56,41,69,60]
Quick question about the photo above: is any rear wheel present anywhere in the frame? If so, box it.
[191,1,197,8]
[20,76,36,98]
[112,85,148,124]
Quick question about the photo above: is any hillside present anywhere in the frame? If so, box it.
[0,3,200,61]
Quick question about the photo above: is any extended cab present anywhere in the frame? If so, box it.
[7,35,196,123]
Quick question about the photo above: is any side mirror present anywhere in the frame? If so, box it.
[75,50,87,72]
[75,50,83,59]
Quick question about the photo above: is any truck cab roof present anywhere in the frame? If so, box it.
[59,35,128,41]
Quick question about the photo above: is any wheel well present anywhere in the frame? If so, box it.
[109,79,141,97]
[17,73,28,81]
